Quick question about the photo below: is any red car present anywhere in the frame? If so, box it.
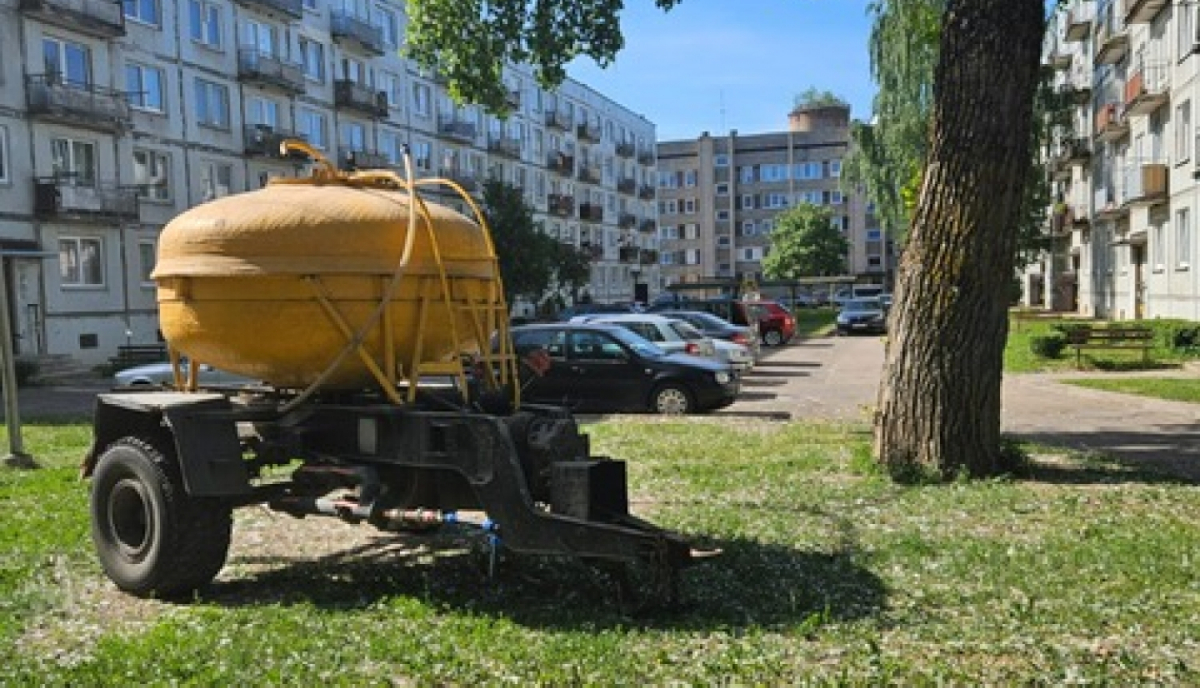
[742,300,796,347]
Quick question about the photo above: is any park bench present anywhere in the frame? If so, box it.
[109,344,168,371]
[1065,325,1154,368]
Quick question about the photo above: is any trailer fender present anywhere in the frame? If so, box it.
[83,392,251,497]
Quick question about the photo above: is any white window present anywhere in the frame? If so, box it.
[716,183,729,196]
[200,161,231,201]
[412,140,432,171]
[0,125,7,184]
[412,82,431,117]
[123,0,160,26]
[801,190,823,205]
[300,38,324,82]
[684,223,700,239]
[43,37,91,86]
[194,78,229,129]
[739,166,755,183]
[829,190,844,205]
[1153,221,1165,270]
[341,121,367,151]
[1175,100,1191,163]
[51,138,96,186]
[297,108,327,149]
[303,0,316,9]
[1176,207,1191,269]
[761,164,788,182]
[684,169,697,187]
[1179,3,1195,61]
[741,194,755,209]
[188,0,223,48]
[828,159,842,178]
[684,198,696,214]
[659,199,678,215]
[247,96,279,128]
[132,149,170,201]
[742,247,761,261]
[764,192,789,209]
[794,162,822,180]
[243,20,276,56]
[742,220,756,236]
[138,241,156,286]
[380,71,403,109]
[125,63,164,112]
[377,6,399,47]
[59,237,104,287]
[716,209,730,220]
[714,153,729,167]
[685,248,700,265]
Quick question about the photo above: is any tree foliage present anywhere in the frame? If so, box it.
[794,88,847,110]
[405,0,682,114]
[762,204,849,279]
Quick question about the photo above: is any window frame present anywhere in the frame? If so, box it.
[59,236,105,288]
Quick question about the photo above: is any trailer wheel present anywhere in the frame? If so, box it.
[90,436,232,598]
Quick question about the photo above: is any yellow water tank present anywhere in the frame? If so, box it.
[152,177,502,390]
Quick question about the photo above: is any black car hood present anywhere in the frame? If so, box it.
[656,352,728,373]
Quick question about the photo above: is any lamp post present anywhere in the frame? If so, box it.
[2,250,55,469]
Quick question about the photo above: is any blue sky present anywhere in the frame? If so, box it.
[567,0,877,141]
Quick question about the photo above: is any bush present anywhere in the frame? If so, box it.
[1029,333,1066,359]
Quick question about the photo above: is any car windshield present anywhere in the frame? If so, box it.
[682,312,727,329]
[843,298,882,313]
[606,325,667,358]
[668,321,706,341]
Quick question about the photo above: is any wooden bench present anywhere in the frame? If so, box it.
[109,344,169,371]
[1065,325,1154,368]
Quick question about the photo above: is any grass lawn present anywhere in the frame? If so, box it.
[3,418,1199,684]
[1062,376,1200,403]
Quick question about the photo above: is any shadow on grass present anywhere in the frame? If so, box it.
[1009,427,1200,485]
[202,531,886,631]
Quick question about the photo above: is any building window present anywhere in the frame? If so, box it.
[200,161,231,201]
[123,0,160,26]
[59,237,104,288]
[1179,3,1195,61]
[132,149,170,201]
[0,125,7,184]
[412,140,432,171]
[1153,222,1165,270]
[1175,100,1191,163]
[377,6,399,48]
[187,0,223,48]
[794,162,822,180]
[412,82,431,117]
[764,192,789,209]
[684,198,696,214]
[380,71,403,109]
[51,138,96,186]
[716,209,730,221]
[297,108,327,149]
[684,169,697,187]
[138,241,156,286]
[716,183,729,196]
[828,159,843,178]
[125,63,164,112]
[194,78,229,129]
[300,38,324,82]
[739,166,755,183]
[247,96,279,128]
[714,153,729,167]
[1176,207,1191,269]
[742,220,756,236]
[43,37,91,86]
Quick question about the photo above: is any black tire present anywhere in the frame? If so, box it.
[762,329,784,347]
[90,436,232,598]
[650,382,694,415]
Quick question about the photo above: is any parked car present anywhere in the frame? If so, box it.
[555,303,634,321]
[742,300,796,347]
[648,297,781,346]
[113,360,255,388]
[649,309,761,361]
[508,323,739,414]
[577,313,717,359]
[836,297,888,335]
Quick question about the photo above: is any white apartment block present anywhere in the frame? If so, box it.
[0,0,658,365]
[655,105,886,296]
[1035,0,1200,320]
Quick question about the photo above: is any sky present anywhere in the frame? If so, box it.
[566,0,878,142]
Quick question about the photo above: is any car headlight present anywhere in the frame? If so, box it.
[714,371,731,384]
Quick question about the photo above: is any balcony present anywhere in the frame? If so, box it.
[234,0,302,20]
[638,184,656,200]
[547,152,574,175]
[1094,17,1129,65]
[576,165,601,184]
[244,125,309,159]
[26,75,130,132]
[438,168,479,193]
[581,242,605,262]
[1048,47,1072,71]
[237,48,305,94]
[437,115,477,143]
[615,142,635,158]
[618,246,641,263]
[334,79,388,117]
[330,10,385,56]
[639,218,656,233]
[1053,137,1091,169]
[1124,0,1168,25]
[1124,61,1169,117]
[639,248,659,265]
[578,202,604,222]
[33,177,138,223]
[1064,6,1093,42]
[618,212,638,229]
[340,148,390,170]
[1094,186,1129,221]
[1123,162,1168,207]
[547,193,575,217]
[637,148,655,166]
[1094,102,1129,142]
[19,0,124,39]
[545,110,570,131]
[576,122,601,143]
[487,135,522,159]
[617,176,637,194]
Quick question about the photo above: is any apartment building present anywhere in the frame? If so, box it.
[655,104,885,297]
[1035,0,1200,320]
[0,0,658,365]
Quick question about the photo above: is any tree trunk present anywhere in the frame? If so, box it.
[874,0,1045,480]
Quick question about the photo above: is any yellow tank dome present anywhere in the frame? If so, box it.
[153,167,507,392]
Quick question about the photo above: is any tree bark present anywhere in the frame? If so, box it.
[874,0,1045,480]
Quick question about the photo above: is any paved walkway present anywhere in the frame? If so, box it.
[6,339,1200,480]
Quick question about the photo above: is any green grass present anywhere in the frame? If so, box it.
[792,307,837,337]
[1062,377,1200,403]
[1005,315,1196,373]
[3,418,1200,684]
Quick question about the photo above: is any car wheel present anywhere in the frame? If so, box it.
[90,436,232,598]
[762,329,784,347]
[650,383,694,415]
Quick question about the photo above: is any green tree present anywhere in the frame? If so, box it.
[408,0,1047,481]
[481,178,556,305]
[794,88,847,110]
[762,204,849,279]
